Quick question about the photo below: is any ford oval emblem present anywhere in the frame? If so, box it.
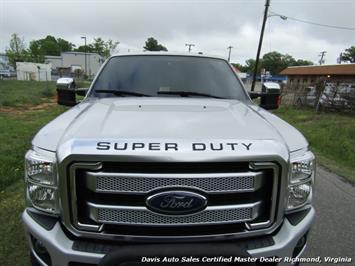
[146,191,207,215]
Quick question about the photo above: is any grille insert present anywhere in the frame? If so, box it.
[86,172,263,194]
[88,202,261,226]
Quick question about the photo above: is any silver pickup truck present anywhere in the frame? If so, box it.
[23,53,315,266]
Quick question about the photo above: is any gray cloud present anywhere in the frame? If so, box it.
[1,0,354,64]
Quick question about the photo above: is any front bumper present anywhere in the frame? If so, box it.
[22,207,315,266]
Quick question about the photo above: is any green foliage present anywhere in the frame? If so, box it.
[75,37,119,58]
[341,46,355,63]
[29,35,74,62]
[275,107,355,182]
[143,37,168,51]
[261,51,313,75]
[294,59,314,66]
[5,33,30,69]
[235,52,313,75]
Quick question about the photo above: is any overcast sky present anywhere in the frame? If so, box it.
[1,0,354,65]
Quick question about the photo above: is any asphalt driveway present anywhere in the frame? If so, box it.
[304,166,355,261]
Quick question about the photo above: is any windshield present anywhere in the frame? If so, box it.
[90,55,248,100]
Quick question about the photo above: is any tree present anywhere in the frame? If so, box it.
[29,35,74,62]
[57,38,75,53]
[294,59,313,66]
[260,51,298,75]
[5,33,29,69]
[243,58,260,74]
[75,45,94,53]
[75,37,119,58]
[341,46,355,63]
[143,37,168,51]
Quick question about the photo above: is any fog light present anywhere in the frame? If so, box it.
[287,181,312,209]
[31,235,51,265]
[28,182,58,213]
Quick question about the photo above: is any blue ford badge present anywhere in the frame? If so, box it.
[146,191,207,215]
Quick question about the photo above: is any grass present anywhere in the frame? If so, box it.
[0,106,66,265]
[0,80,57,107]
[275,106,355,182]
[0,80,67,265]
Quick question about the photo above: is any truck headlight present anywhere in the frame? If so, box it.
[25,149,58,214]
[25,150,56,185]
[287,151,315,211]
[291,151,315,183]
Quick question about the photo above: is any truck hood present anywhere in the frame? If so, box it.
[32,98,308,153]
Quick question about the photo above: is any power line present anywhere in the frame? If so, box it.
[269,11,355,31]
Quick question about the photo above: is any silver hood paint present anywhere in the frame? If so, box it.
[32,97,308,154]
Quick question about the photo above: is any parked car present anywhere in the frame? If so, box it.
[319,83,355,110]
[294,86,317,107]
[0,69,11,79]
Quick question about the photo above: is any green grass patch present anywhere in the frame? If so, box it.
[0,80,67,264]
[0,80,56,107]
[275,107,355,182]
[0,105,66,265]
[0,106,66,191]
[0,180,28,265]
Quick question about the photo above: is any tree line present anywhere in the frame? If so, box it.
[5,33,120,69]
[233,51,314,75]
[4,33,354,73]
[234,47,355,75]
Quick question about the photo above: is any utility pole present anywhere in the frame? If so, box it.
[319,51,327,65]
[251,0,270,92]
[227,46,233,62]
[185,43,195,52]
[81,36,87,77]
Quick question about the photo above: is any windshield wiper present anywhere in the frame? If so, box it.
[95,89,151,97]
[157,91,224,99]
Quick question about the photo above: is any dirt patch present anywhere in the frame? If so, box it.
[0,99,57,115]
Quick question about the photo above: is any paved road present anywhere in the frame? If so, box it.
[303,166,355,263]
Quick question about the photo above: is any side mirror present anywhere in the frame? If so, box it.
[76,88,89,97]
[248,91,261,99]
[57,88,77,106]
[249,91,281,110]
[57,88,89,106]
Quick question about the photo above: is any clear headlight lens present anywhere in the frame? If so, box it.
[25,150,56,186]
[291,151,315,183]
[287,151,315,211]
[27,183,58,213]
[287,181,312,209]
[25,149,58,214]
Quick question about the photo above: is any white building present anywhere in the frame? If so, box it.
[45,52,104,76]
[16,62,51,81]
[44,55,62,69]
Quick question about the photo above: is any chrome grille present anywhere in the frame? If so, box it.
[66,161,281,238]
[88,202,260,226]
[86,172,263,194]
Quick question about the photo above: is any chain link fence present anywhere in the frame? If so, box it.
[281,81,355,113]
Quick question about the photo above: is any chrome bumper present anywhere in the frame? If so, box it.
[22,207,315,266]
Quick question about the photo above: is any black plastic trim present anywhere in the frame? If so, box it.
[72,236,274,254]
[286,208,311,226]
[27,209,57,231]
